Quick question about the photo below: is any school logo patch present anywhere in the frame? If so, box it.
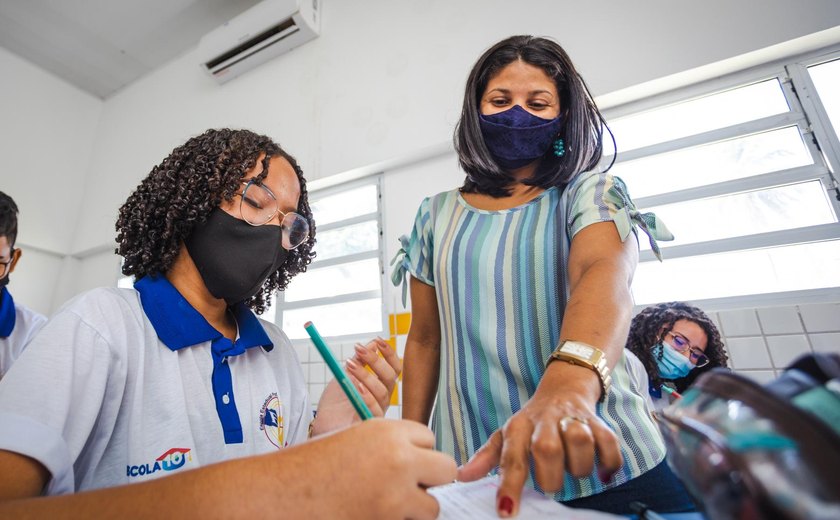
[126,447,193,478]
[259,392,286,448]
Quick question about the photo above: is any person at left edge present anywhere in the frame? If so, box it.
[0,129,406,497]
[0,191,47,380]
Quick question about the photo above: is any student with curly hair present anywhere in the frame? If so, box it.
[625,301,729,410]
[0,191,47,379]
[0,129,456,519]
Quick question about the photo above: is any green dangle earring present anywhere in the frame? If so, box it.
[553,138,565,157]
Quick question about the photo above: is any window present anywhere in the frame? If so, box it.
[275,176,385,340]
[604,48,840,306]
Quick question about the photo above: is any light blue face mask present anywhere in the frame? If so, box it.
[654,342,694,379]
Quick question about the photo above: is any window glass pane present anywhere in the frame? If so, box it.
[284,258,381,302]
[258,292,277,323]
[809,58,840,141]
[642,181,835,249]
[613,126,811,198]
[314,220,379,261]
[632,240,840,304]
[310,184,378,226]
[282,298,383,339]
[609,80,789,152]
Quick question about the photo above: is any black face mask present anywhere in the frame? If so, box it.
[0,248,12,290]
[185,209,289,305]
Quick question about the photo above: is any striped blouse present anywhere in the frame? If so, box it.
[392,170,673,500]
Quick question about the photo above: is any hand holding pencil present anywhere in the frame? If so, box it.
[306,322,403,436]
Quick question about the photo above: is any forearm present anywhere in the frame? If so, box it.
[0,441,353,520]
[401,339,440,425]
[0,454,277,519]
[559,259,634,368]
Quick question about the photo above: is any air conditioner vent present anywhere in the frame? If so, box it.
[197,0,319,84]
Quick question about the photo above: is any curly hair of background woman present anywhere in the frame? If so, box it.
[626,301,728,392]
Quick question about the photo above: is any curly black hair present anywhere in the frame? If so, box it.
[116,128,316,314]
[626,301,729,393]
[0,191,19,246]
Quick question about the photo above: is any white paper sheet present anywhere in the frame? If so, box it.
[429,475,623,519]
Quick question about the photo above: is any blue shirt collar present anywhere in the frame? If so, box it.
[134,274,273,352]
[649,381,663,399]
[0,287,16,337]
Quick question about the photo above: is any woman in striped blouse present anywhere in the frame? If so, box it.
[393,35,694,517]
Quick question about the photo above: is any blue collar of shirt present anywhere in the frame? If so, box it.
[649,381,663,399]
[134,274,273,352]
[0,287,16,337]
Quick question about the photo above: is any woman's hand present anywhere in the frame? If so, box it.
[313,337,402,434]
[456,362,623,517]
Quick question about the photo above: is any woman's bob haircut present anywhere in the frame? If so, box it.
[455,35,610,197]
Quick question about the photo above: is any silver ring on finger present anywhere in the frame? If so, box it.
[559,416,589,431]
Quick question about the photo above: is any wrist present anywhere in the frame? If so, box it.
[542,361,604,403]
[546,340,612,402]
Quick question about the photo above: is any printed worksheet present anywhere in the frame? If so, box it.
[430,476,623,519]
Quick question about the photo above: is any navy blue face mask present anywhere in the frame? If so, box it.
[479,105,563,170]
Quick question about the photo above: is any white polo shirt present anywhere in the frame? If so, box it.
[0,275,309,495]
[0,287,47,379]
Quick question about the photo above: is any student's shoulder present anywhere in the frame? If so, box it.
[53,287,142,324]
[13,301,47,328]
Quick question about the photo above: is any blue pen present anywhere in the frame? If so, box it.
[304,321,374,420]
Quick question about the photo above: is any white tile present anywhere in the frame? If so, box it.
[706,312,722,336]
[798,303,840,333]
[309,363,325,384]
[809,332,840,354]
[765,335,811,369]
[396,334,407,357]
[756,307,804,335]
[385,407,401,419]
[308,383,325,405]
[341,343,357,360]
[735,370,777,385]
[726,337,772,369]
[718,309,762,336]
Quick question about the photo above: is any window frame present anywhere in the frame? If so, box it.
[602,44,840,310]
[276,174,388,343]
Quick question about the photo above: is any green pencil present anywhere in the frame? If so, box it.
[304,321,374,420]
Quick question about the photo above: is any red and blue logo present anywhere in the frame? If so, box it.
[127,447,193,478]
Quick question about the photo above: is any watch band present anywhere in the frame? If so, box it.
[546,340,612,402]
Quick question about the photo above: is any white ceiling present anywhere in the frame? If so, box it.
[0,0,262,99]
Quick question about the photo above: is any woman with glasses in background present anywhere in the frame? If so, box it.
[625,301,729,411]
[0,128,456,519]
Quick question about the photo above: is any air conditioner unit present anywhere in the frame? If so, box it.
[198,0,320,84]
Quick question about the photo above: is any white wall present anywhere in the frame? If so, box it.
[0,46,102,315]
[4,0,840,314]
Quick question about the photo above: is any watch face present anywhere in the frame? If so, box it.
[563,342,593,359]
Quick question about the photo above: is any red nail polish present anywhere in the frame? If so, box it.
[498,496,514,516]
[599,469,613,483]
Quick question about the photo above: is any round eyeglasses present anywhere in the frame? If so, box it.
[236,180,310,250]
[0,249,14,278]
[666,331,709,368]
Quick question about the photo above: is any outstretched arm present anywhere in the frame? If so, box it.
[0,419,457,520]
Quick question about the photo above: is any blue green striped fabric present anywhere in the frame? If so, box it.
[393,171,673,500]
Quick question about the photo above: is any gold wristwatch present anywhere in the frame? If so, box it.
[546,340,612,402]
